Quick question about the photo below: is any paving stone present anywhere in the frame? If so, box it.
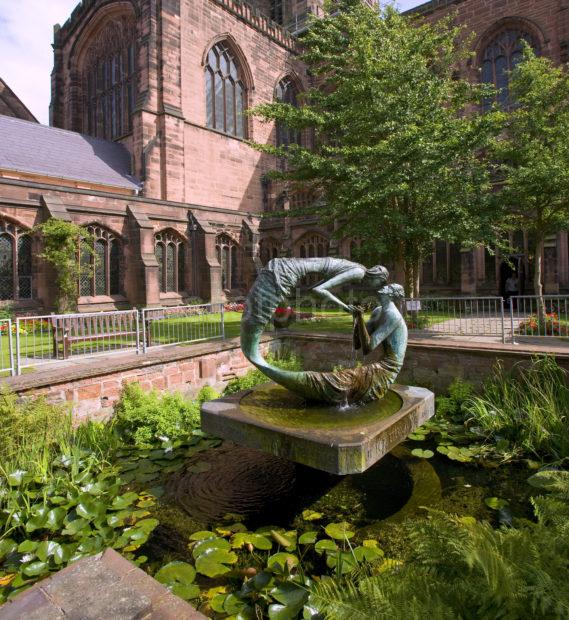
[0,588,63,620]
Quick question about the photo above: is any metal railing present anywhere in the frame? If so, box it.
[402,297,506,342]
[142,303,225,353]
[509,295,569,341]
[0,319,15,376]
[15,310,140,374]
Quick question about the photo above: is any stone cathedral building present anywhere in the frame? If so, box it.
[0,0,568,312]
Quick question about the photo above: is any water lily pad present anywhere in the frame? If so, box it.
[231,533,273,550]
[298,531,318,545]
[411,449,434,459]
[155,561,196,587]
[315,539,338,554]
[36,541,63,563]
[267,552,299,572]
[192,537,231,559]
[485,497,509,510]
[324,522,355,540]
[22,561,49,577]
[301,510,323,522]
[110,492,139,510]
[45,508,66,531]
[326,550,357,574]
[0,539,17,560]
[353,545,384,562]
[195,548,238,577]
[17,540,38,553]
[270,582,307,608]
[189,531,216,541]
[76,497,106,521]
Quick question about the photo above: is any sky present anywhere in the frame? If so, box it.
[0,0,427,125]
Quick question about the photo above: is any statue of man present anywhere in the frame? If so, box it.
[241,257,388,365]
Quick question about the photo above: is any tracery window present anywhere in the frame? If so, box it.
[83,17,136,140]
[260,238,280,265]
[155,230,186,294]
[79,226,121,297]
[296,234,329,259]
[275,77,301,148]
[481,28,539,110]
[205,42,246,138]
[216,234,241,290]
[0,221,32,301]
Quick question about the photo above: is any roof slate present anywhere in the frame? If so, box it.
[0,116,141,191]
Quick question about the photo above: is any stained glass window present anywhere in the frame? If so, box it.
[80,226,121,296]
[155,230,186,293]
[205,42,247,138]
[481,29,538,111]
[83,20,136,140]
[260,239,280,265]
[296,234,329,259]
[0,222,32,301]
[215,234,240,290]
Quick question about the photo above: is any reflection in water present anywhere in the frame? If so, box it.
[169,442,414,528]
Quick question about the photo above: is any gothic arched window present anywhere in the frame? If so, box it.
[275,77,301,148]
[260,238,280,265]
[205,42,247,138]
[481,28,539,110]
[83,17,136,140]
[0,221,32,301]
[216,234,241,290]
[79,226,122,296]
[296,234,329,259]
[155,230,186,294]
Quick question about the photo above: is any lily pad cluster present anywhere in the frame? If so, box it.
[153,515,389,619]
[0,454,159,602]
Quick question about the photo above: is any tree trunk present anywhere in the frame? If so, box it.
[533,233,546,325]
[413,252,421,298]
[404,254,414,299]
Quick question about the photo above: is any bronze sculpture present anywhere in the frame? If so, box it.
[240,258,407,405]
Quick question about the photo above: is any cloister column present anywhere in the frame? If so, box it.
[127,207,160,307]
[460,248,477,295]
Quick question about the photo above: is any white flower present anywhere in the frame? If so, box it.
[158,435,169,442]
[20,554,34,563]
[164,446,173,454]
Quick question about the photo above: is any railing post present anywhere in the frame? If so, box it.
[6,319,14,376]
[510,297,516,344]
[15,317,21,376]
[221,302,226,339]
[500,298,505,344]
[135,310,141,355]
[141,308,147,354]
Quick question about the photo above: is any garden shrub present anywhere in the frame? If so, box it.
[0,387,73,471]
[465,356,569,461]
[435,378,474,421]
[223,352,302,395]
[114,383,219,448]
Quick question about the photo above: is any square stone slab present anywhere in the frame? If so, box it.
[201,384,434,475]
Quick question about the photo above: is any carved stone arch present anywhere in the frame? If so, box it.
[69,1,137,71]
[79,222,124,297]
[474,16,545,66]
[201,33,255,92]
[0,213,33,233]
[154,226,188,243]
[154,228,187,294]
[294,232,330,259]
[274,70,305,98]
[83,221,125,241]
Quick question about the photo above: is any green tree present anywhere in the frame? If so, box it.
[35,219,94,313]
[493,47,569,320]
[251,1,501,296]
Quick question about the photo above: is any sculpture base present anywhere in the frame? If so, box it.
[200,383,435,475]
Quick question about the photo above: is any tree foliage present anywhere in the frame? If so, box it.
[493,46,569,315]
[35,218,93,313]
[251,1,501,295]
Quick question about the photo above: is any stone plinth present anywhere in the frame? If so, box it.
[201,384,435,475]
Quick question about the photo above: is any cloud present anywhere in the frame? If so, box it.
[0,0,79,124]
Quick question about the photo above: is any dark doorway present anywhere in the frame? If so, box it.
[499,255,525,300]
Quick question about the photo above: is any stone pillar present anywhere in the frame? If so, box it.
[544,235,559,294]
[204,232,223,303]
[460,248,477,295]
[127,207,160,307]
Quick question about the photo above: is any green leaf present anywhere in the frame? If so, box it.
[22,561,49,577]
[0,539,17,560]
[155,561,196,587]
[270,582,308,608]
[315,539,338,554]
[62,517,90,536]
[353,546,384,562]
[6,470,28,486]
[170,583,200,600]
[195,548,238,578]
[231,532,273,550]
[267,552,299,572]
[269,604,299,620]
[192,537,231,560]
[76,497,106,521]
[189,530,216,541]
[485,497,509,510]
[36,541,63,563]
[326,550,357,575]
[110,492,139,510]
[298,531,318,545]
[17,540,39,554]
[45,508,66,531]
[271,530,294,547]
[411,449,434,459]
[301,510,323,522]
[324,522,355,540]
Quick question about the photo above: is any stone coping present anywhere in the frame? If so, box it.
[282,330,569,359]
[201,384,435,474]
[0,548,205,620]
[5,334,275,393]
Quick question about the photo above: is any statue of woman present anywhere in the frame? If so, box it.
[241,257,388,366]
[254,283,407,404]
